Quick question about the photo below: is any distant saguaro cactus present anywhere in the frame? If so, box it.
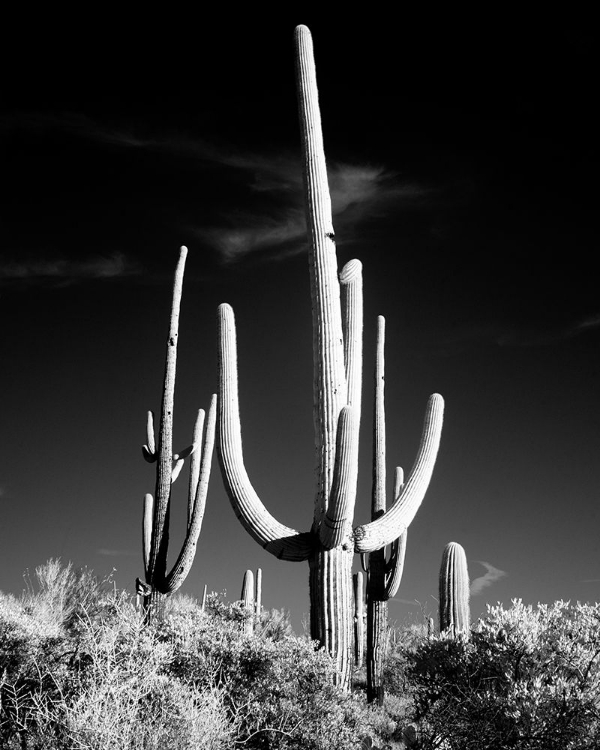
[241,569,255,635]
[364,316,409,704]
[439,541,470,636]
[137,247,217,615]
[217,26,444,690]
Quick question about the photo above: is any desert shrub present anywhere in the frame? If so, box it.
[405,600,600,749]
[1,565,396,750]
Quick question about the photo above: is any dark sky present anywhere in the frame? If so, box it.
[1,13,598,631]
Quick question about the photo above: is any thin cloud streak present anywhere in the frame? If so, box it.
[4,112,434,264]
[470,561,508,597]
[0,253,142,288]
[97,549,139,558]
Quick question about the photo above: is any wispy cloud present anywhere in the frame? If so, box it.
[0,253,142,288]
[4,111,435,265]
[470,561,508,597]
[189,155,433,263]
[436,313,600,356]
[497,314,600,347]
[97,548,139,558]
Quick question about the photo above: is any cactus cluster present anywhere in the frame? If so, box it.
[217,26,444,690]
[137,246,217,614]
[133,27,445,695]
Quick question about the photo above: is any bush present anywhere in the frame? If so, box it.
[0,562,396,750]
[405,600,600,749]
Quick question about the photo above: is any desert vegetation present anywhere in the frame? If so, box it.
[2,560,600,749]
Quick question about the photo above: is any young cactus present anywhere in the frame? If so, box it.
[240,567,262,635]
[217,26,444,691]
[439,541,470,636]
[137,247,217,614]
[364,316,409,704]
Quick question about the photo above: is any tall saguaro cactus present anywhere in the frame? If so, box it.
[439,541,470,636]
[217,26,444,690]
[138,246,217,613]
[365,317,409,703]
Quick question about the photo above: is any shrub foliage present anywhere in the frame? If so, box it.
[2,564,600,750]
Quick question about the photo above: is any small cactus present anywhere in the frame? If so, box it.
[240,567,262,635]
[439,541,470,636]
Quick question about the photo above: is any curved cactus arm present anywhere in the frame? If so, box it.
[319,406,359,550]
[173,444,196,462]
[295,25,347,519]
[384,465,405,581]
[148,245,187,582]
[340,259,363,417]
[164,394,217,594]
[142,493,154,581]
[217,303,313,562]
[170,458,185,483]
[142,410,157,463]
[354,393,444,553]
[384,529,407,600]
[187,408,206,527]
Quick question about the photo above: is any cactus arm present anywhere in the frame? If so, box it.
[295,25,347,521]
[170,458,185,483]
[187,408,205,527]
[147,246,187,584]
[354,393,444,553]
[383,467,406,596]
[142,493,153,581]
[142,411,157,463]
[439,541,470,636]
[164,394,217,594]
[217,303,313,561]
[319,406,359,549]
[384,529,407,600]
[340,259,363,417]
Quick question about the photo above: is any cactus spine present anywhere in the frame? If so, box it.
[439,542,470,636]
[217,26,444,690]
[365,317,409,704]
[138,247,217,614]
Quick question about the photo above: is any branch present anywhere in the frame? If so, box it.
[354,393,444,553]
[217,304,313,561]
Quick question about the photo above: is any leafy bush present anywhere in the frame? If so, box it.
[406,599,600,749]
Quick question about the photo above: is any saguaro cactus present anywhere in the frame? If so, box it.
[439,541,470,636]
[365,316,409,703]
[217,26,444,690]
[240,567,262,635]
[137,246,217,614]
